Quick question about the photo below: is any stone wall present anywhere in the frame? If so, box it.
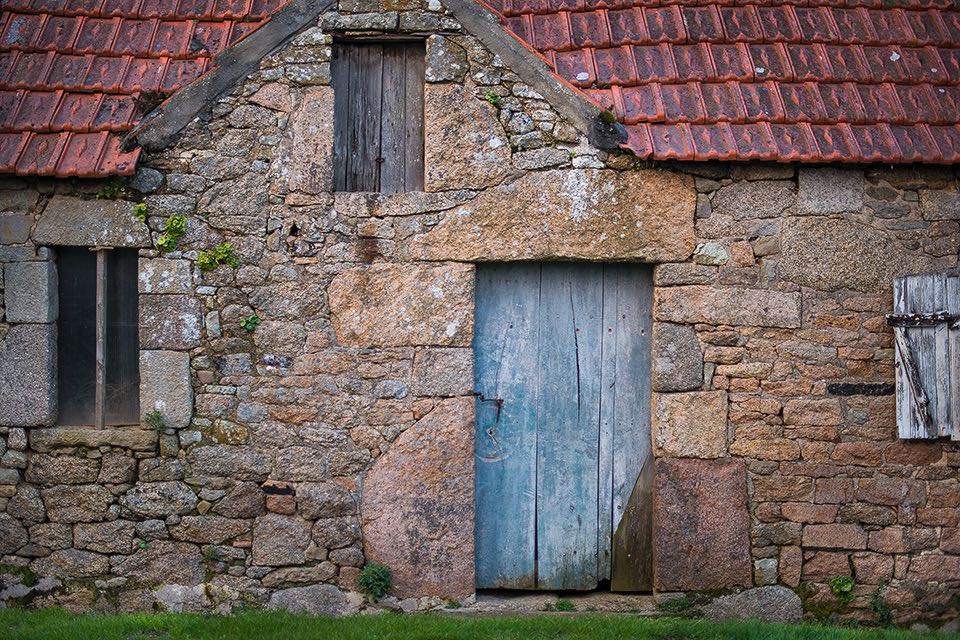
[0,0,959,626]
[651,163,960,625]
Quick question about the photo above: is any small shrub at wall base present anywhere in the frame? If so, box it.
[555,599,575,612]
[356,563,392,602]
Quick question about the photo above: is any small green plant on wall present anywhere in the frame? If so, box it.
[133,202,148,222]
[197,242,239,272]
[239,315,261,333]
[483,91,501,106]
[144,409,167,433]
[156,214,187,253]
[828,575,856,606]
[356,562,391,602]
[871,583,894,628]
[96,179,126,199]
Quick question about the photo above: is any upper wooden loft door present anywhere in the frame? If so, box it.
[474,263,654,591]
[331,41,425,194]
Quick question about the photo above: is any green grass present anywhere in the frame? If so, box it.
[1,608,957,640]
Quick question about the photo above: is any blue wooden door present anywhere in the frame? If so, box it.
[474,263,652,590]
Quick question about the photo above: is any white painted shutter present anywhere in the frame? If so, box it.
[890,272,960,440]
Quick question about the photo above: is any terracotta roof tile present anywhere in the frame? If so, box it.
[0,0,279,177]
[482,0,960,163]
[4,0,960,172]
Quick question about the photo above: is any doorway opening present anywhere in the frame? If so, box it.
[473,262,654,593]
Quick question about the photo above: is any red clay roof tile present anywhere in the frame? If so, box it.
[1,0,284,176]
[481,0,960,163]
[3,0,960,173]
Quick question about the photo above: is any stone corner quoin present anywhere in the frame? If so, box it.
[0,0,957,625]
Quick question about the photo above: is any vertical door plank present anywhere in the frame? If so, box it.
[948,275,960,440]
[893,276,914,438]
[340,44,383,192]
[932,272,951,436]
[331,43,350,193]
[608,265,653,534]
[474,263,541,589]
[105,249,140,425]
[403,43,425,192]
[597,266,615,581]
[911,274,938,429]
[536,263,603,590]
[378,44,406,195]
[605,264,653,591]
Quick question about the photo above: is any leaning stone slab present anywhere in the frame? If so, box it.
[0,324,56,427]
[361,397,475,599]
[140,350,193,429]
[34,196,151,247]
[653,458,752,591]
[700,586,803,624]
[655,286,801,328]
[407,168,694,262]
[328,263,474,348]
[3,261,57,323]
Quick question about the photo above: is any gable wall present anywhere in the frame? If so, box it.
[0,0,959,624]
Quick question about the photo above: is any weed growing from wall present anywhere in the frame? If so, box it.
[157,214,187,253]
[197,242,239,271]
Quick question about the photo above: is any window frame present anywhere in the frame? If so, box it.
[56,246,140,428]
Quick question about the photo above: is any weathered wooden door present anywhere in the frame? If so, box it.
[474,263,652,591]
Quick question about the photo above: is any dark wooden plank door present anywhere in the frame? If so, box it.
[474,263,652,591]
[332,42,424,194]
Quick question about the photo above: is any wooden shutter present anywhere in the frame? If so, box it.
[332,41,425,194]
[890,271,960,440]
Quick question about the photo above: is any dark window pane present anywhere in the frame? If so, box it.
[105,249,139,425]
[57,247,140,426]
[57,247,96,425]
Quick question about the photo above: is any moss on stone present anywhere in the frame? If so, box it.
[0,564,38,587]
